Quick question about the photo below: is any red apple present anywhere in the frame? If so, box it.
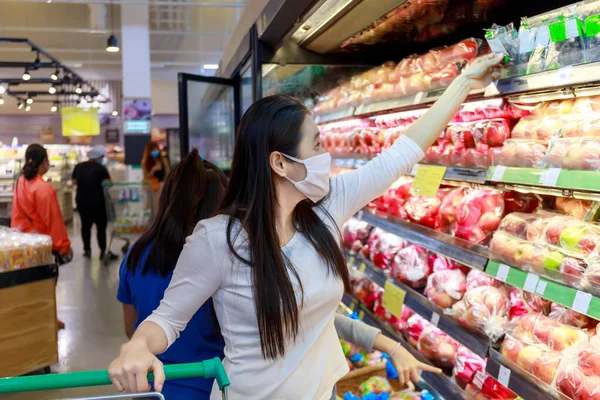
[548,326,581,351]
[517,346,544,372]
[578,344,600,376]
[502,336,524,364]
[576,375,600,400]
[556,364,584,399]
[532,351,561,385]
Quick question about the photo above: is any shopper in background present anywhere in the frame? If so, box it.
[108,54,502,399]
[72,145,117,261]
[12,144,73,329]
[142,141,169,211]
[117,150,228,399]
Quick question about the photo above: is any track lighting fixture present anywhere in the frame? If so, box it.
[18,102,24,110]
[25,105,31,112]
[106,0,119,52]
[0,86,5,95]
[48,85,56,94]
[26,97,33,105]
[75,85,83,95]
[50,70,59,81]
[92,100,99,108]
[51,103,58,112]
[112,110,118,116]
[80,97,88,105]
[0,97,4,106]
[22,70,31,81]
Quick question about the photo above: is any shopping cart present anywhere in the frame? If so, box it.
[0,358,230,400]
[103,182,154,265]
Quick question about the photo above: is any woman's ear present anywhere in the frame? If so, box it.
[269,151,287,178]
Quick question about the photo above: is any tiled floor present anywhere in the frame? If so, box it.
[2,226,132,400]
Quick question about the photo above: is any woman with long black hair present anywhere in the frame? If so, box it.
[108,54,502,399]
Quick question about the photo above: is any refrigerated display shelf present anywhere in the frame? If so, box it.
[358,209,490,270]
[315,62,600,126]
[486,260,600,322]
[349,254,492,358]
[485,349,554,400]
[340,294,468,400]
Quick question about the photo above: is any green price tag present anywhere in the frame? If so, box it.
[412,165,446,197]
[383,281,406,319]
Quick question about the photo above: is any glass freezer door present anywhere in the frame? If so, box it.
[178,73,239,171]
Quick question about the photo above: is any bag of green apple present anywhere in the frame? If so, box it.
[542,215,600,259]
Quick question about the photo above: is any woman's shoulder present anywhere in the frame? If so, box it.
[189,214,239,247]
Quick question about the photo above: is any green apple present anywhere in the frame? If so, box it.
[544,251,565,280]
[559,226,586,252]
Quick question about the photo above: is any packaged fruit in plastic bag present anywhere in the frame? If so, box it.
[522,291,552,315]
[498,139,548,168]
[417,324,459,368]
[404,314,430,348]
[343,218,372,252]
[510,313,588,351]
[455,189,505,245]
[368,229,406,269]
[391,245,432,289]
[425,269,467,309]
[555,197,593,220]
[549,303,597,330]
[450,285,510,341]
[404,188,450,229]
[496,212,543,240]
[544,216,600,257]
[465,269,502,292]
[453,346,486,389]
[508,288,529,320]
[549,138,600,171]
[435,187,466,234]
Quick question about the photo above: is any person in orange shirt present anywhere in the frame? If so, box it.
[12,144,73,264]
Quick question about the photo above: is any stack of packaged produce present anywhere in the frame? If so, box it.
[0,228,53,272]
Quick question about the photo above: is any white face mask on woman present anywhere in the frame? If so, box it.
[282,152,331,203]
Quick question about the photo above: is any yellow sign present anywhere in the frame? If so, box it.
[383,281,406,319]
[412,165,446,197]
[61,107,100,136]
[358,310,365,320]
[359,263,366,273]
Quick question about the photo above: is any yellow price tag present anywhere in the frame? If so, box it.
[349,301,356,311]
[383,281,406,319]
[348,256,355,267]
[358,310,365,320]
[359,263,366,273]
[412,165,446,197]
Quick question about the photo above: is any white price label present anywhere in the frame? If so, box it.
[498,365,511,387]
[539,168,561,186]
[487,37,507,55]
[491,166,506,182]
[430,312,440,326]
[519,29,536,54]
[536,26,551,46]
[414,92,424,104]
[496,263,510,282]
[573,291,593,314]
[356,210,364,220]
[523,273,540,293]
[535,280,547,295]
[566,19,581,39]
[556,67,573,87]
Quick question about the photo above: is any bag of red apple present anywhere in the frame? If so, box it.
[403,314,430,348]
[390,245,432,289]
[496,212,543,240]
[548,137,600,171]
[555,197,593,220]
[503,192,540,214]
[498,139,549,168]
[404,188,451,229]
[548,303,597,330]
[455,189,505,245]
[554,335,600,400]
[465,269,502,292]
[508,313,588,352]
[435,187,466,234]
[449,285,510,341]
[522,291,552,315]
[501,334,564,385]
[342,218,372,252]
[368,229,406,270]
[425,269,467,309]
[453,346,486,389]
[417,324,460,369]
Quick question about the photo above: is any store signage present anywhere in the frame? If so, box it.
[61,107,100,136]
[411,165,446,197]
[382,281,406,319]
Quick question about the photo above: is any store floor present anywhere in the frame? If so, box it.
[2,226,130,400]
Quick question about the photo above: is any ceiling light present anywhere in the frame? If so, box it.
[25,105,31,112]
[22,70,31,81]
[80,97,88,105]
[0,86,5,95]
[75,85,82,95]
[50,70,58,81]
[0,98,4,106]
[17,102,24,110]
[112,110,118,116]
[92,100,99,108]
[50,103,57,112]
[26,97,33,105]
[106,35,119,52]
[48,85,56,94]
[203,64,219,70]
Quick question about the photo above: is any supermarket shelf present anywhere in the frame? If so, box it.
[358,210,489,270]
[408,165,489,185]
[340,295,467,400]
[314,107,356,124]
[485,349,554,400]
[350,255,491,358]
[486,261,600,322]
[0,264,58,289]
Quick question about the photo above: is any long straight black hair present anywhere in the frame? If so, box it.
[127,150,228,277]
[221,94,350,360]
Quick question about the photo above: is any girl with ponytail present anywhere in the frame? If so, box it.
[12,144,72,261]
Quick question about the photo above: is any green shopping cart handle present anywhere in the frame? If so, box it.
[0,358,230,394]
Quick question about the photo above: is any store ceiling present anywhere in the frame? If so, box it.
[0,0,247,81]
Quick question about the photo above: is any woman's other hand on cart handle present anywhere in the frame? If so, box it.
[108,322,168,393]
[373,333,442,387]
[403,53,503,152]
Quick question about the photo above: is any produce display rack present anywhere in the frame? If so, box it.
[340,295,468,400]
[485,349,551,400]
[358,210,490,270]
[348,254,492,358]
